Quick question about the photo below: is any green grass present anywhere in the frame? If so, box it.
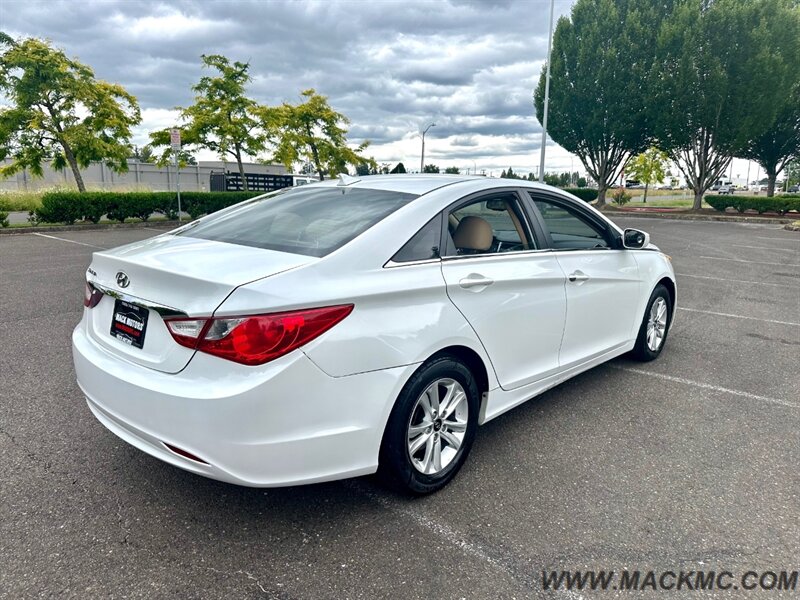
[0,191,45,212]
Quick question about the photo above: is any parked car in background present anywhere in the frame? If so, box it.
[73,175,676,494]
[789,184,799,193]
[718,183,733,195]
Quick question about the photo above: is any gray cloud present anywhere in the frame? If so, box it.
[0,0,579,175]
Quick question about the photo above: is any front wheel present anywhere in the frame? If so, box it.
[630,284,672,361]
[378,356,480,494]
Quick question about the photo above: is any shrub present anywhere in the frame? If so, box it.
[36,190,267,225]
[36,192,85,224]
[0,211,9,227]
[706,195,800,215]
[563,187,598,202]
[611,188,631,206]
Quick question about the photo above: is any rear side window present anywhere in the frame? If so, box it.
[391,214,442,263]
[178,186,417,257]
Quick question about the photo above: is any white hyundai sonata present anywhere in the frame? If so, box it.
[73,175,675,493]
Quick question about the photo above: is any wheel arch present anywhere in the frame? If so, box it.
[656,276,676,323]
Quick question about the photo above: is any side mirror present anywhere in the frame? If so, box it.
[623,228,650,249]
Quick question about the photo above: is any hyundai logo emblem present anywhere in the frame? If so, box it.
[116,271,130,288]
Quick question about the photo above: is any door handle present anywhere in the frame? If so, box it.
[459,274,494,289]
[568,270,590,283]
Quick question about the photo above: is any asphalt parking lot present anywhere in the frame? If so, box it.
[1,218,798,599]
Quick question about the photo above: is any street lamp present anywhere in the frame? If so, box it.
[420,122,436,173]
[538,0,555,183]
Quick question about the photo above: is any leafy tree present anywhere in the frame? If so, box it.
[262,89,372,180]
[740,1,800,196]
[355,162,372,176]
[543,172,561,186]
[390,162,407,174]
[785,158,800,188]
[535,0,668,206]
[423,164,440,173]
[0,33,141,192]
[627,147,668,202]
[150,55,265,190]
[653,0,796,209]
[501,167,522,179]
[577,176,587,188]
[557,172,570,187]
[130,145,155,163]
[444,166,460,174]
[742,83,800,196]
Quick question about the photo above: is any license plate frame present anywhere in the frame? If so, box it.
[110,299,149,349]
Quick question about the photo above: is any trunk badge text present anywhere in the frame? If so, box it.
[116,271,130,288]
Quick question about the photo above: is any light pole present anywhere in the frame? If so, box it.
[420,122,435,173]
[538,0,555,183]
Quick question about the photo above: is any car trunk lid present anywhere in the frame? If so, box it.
[84,234,315,373]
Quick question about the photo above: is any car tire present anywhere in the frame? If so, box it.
[630,284,672,362]
[378,356,480,495]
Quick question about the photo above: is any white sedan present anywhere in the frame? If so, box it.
[73,175,676,494]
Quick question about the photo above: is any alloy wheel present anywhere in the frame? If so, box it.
[406,378,469,475]
[646,297,668,352]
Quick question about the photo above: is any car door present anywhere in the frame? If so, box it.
[440,191,567,390]
[526,192,642,368]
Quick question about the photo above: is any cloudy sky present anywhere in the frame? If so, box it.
[0,0,588,176]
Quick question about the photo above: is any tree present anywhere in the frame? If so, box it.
[741,83,800,196]
[0,33,141,192]
[785,158,800,188]
[557,172,570,187]
[535,0,668,206]
[263,89,372,180]
[423,164,440,173]
[627,147,668,202]
[149,55,265,190]
[653,0,796,209]
[130,145,155,163]
[355,162,372,176]
[576,176,587,188]
[444,166,460,174]
[741,1,800,196]
[390,162,407,174]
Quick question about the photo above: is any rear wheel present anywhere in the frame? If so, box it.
[378,356,479,494]
[630,284,672,361]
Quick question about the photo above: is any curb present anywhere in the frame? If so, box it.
[784,224,800,232]
[0,220,179,235]
[600,210,793,225]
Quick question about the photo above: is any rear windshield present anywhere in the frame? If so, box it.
[177,186,417,257]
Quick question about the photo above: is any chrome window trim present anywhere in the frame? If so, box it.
[88,281,189,319]
[384,257,442,268]
[441,248,554,263]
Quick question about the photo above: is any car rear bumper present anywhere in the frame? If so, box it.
[72,323,416,487]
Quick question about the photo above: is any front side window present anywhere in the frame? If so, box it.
[530,196,611,250]
[443,195,534,256]
[177,186,417,257]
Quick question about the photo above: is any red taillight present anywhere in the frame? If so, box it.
[84,283,103,308]
[165,305,354,366]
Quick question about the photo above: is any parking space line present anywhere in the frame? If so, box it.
[31,233,106,249]
[731,244,799,253]
[347,480,529,585]
[677,307,800,327]
[611,366,799,409]
[698,255,800,267]
[675,273,798,288]
[754,236,799,243]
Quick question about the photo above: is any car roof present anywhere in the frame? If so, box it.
[310,174,559,197]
